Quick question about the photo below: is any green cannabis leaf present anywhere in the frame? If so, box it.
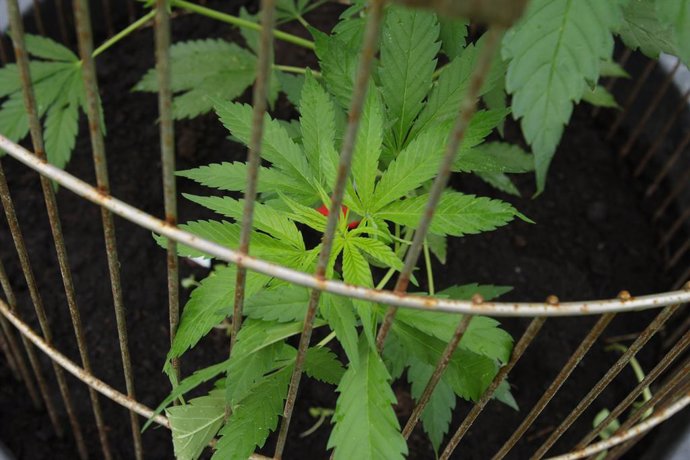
[167,389,225,460]
[0,34,88,170]
[656,0,690,65]
[504,0,622,192]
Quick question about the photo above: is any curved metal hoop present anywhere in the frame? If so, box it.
[1,135,688,318]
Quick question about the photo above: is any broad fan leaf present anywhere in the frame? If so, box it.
[656,0,690,65]
[167,389,225,460]
[165,265,269,368]
[213,367,292,460]
[350,88,384,210]
[0,35,86,170]
[376,191,522,237]
[320,294,361,368]
[312,28,359,108]
[407,358,455,453]
[134,39,257,119]
[504,0,622,192]
[328,336,407,460]
[244,285,309,323]
[342,240,377,346]
[439,18,468,58]
[304,347,346,385]
[226,341,289,407]
[454,142,534,174]
[618,0,678,59]
[379,6,440,148]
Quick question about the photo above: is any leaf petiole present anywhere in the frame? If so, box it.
[92,10,156,58]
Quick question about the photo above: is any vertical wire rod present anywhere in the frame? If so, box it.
[6,0,114,455]
[619,59,681,159]
[272,1,385,456]
[0,257,47,408]
[576,327,690,448]
[154,0,180,383]
[230,0,276,354]
[592,48,632,118]
[101,0,115,37]
[529,304,678,460]
[402,315,474,440]
[440,317,547,460]
[0,161,87,457]
[605,59,656,141]
[492,313,616,460]
[645,128,690,198]
[71,0,143,457]
[653,164,690,222]
[0,37,9,64]
[635,88,690,180]
[376,27,505,351]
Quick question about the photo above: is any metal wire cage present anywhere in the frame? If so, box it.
[0,0,689,459]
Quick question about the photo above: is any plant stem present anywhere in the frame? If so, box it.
[423,239,435,295]
[171,0,316,50]
[92,10,156,58]
[376,267,396,290]
[273,64,321,76]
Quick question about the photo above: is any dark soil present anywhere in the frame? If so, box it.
[0,1,682,459]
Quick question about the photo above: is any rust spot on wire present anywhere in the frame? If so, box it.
[618,290,632,301]
[472,293,484,305]
[546,295,560,306]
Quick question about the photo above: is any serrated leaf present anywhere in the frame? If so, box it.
[24,34,78,62]
[477,172,521,197]
[176,162,313,200]
[0,96,30,143]
[455,141,534,174]
[504,0,622,192]
[350,237,403,271]
[350,87,384,210]
[44,102,78,169]
[226,341,285,407]
[145,359,231,431]
[395,309,514,364]
[134,39,256,119]
[439,18,468,58]
[183,194,304,250]
[373,125,447,210]
[582,85,620,109]
[410,39,504,143]
[328,336,407,460]
[167,265,269,362]
[213,367,292,460]
[280,193,328,231]
[320,294,360,368]
[618,0,678,58]
[600,60,630,78]
[377,191,520,237]
[438,283,513,301]
[167,389,225,460]
[244,285,309,323]
[392,321,496,401]
[312,28,359,108]
[215,101,317,196]
[656,0,690,65]
[342,240,377,346]
[304,347,345,385]
[380,6,440,147]
[154,220,240,259]
[427,233,447,264]
[300,71,339,187]
[407,358,455,453]
[495,379,519,411]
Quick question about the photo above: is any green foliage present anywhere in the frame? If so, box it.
[656,0,690,64]
[0,34,88,170]
[167,389,225,460]
[618,0,678,59]
[328,336,408,460]
[504,0,622,193]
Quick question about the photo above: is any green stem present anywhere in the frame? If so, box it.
[376,268,396,290]
[172,0,315,50]
[423,239,435,295]
[315,330,337,348]
[607,344,654,418]
[273,64,321,77]
[92,10,156,58]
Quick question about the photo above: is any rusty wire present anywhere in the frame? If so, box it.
[6,0,114,456]
[231,0,276,354]
[606,59,656,141]
[2,132,690,317]
[71,0,143,456]
[154,0,181,383]
[530,304,679,459]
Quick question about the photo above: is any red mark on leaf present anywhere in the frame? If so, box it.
[316,204,360,229]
